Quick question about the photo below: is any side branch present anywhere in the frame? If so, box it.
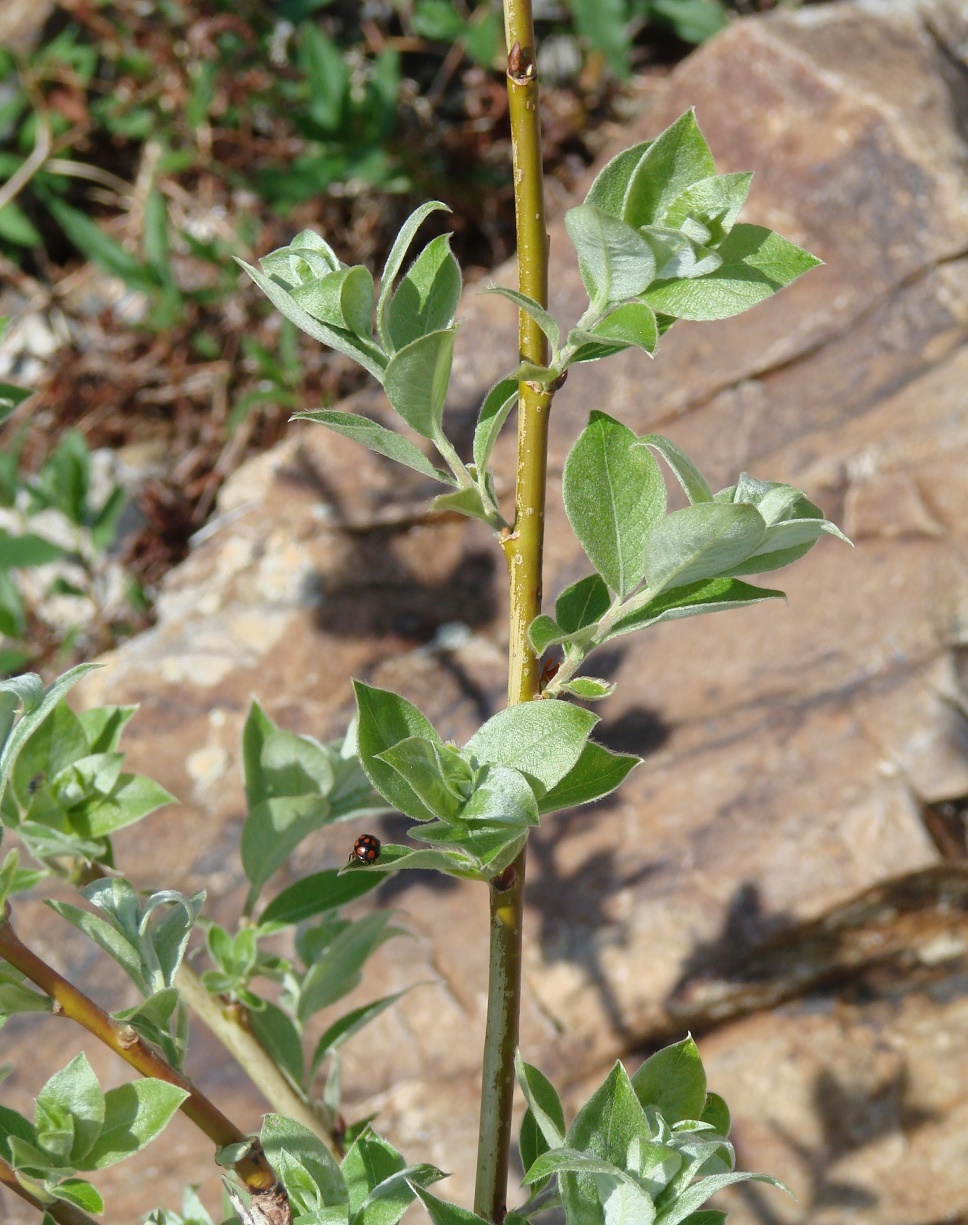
[0,911,278,1194]
[0,1154,98,1225]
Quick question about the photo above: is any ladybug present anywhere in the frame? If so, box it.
[350,833,382,864]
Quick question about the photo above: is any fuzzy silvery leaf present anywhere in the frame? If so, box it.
[663,173,752,247]
[644,503,766,594]
[632,1037,707,1125]
[0,959,52,1021]
[377,736,471,823]
[293,410,451,483]
[340,842,480,878]
[564,412,666,597]
[557,677,616,701]
[377,201,452,350]
[431,485,494,523]
[47,898,149,995]
[261,1114,347,1212]
[465,701,598,795]
[79,1080,189,1170]
[383,328,456,440]
[640,227,722,281]
[638,436,712,504]
[515,1053,566,1150]
[622,110,716,230]
[0,666,99,804]
[728,518,847,576]
[260,868,382,927]
[59,768,175,838]
[387,234,462,351]
[291,266,375,338]
[537,742,640,814]
[485,287,560,350]
[605,577,784,641]
[644,225,821,322]
[461,763,539,827]
[347,1146,445,1225]
[655,1171,792,1225]
[472,377,518,473]
[409,1183,491,1225]
[353,682,443,822]
[49,1178,103,1213]
[582,301,658,355]
[585,141,653,217]
[238,258,386,382]
[565,205,657,309]
[36,1055,104,1167]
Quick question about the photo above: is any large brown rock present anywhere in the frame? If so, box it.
[6,2,968,1221]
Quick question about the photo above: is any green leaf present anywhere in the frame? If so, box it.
[568,0,631,78]
[297,911,405,1023]
[556,574,612,634]
[465,701,598,795]
[515,1053,565,1150]
[430,485,494,524]
[0,532,65,569]
[293,409,448,482]
[631,1038,706,1125]
[0,666,99,800]
[563,411,666,597]
[291,266,376,338]
[76,706,136,755]
[79,1080,189,1169]
[36,1055,104,1166]
[261,1114,347,1208]
[484,287,560,350]
[528,615,568,656]
[655,1172,792,1225]
[377,736,470,823]
[0,960,52,1020]
[51,1178,104,1213]
[353,682,442,821]
[650,0,727,44]
[606,577,784,641]
[0,570,24,638]
[585,141,653,218]
[409,1183,491,1225]
[581,301,657,356]
[472,377,518,473]
[47,198,159,293]
[638,436,712,504]
[644,503,765,594]
[644,225,821,322]
[558,677,615,701]
[700,1093,730,1138]
[662,174,752,248]
[237,258,386,383]
[312,990,409,1075]
[676,1214,725,1225]
[538,741,640,814]
[242,796,331,912]
[383,328,455,440]
[622,111,716,230]
[377,201,452,350]
[46,899,147,994]
[340,842,479,877]
[461,763,539,828]
[0,202,42,248]
[564,205,656,309]
[248,1000,305,1092]
[261,868,382,926]
[70,771,175,838]
[387,234,462,351]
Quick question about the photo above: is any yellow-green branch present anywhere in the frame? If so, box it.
[476,4,553,1221]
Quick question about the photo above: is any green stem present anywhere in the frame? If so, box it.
[173,964,341,1155]
[0,911,279,1195]
[475,4,553,1221]
[0,1155,98,1225]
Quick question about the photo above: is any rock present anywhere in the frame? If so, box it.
[6,2,968,1221]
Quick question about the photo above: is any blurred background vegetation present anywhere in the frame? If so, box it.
[0,0,799,678]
